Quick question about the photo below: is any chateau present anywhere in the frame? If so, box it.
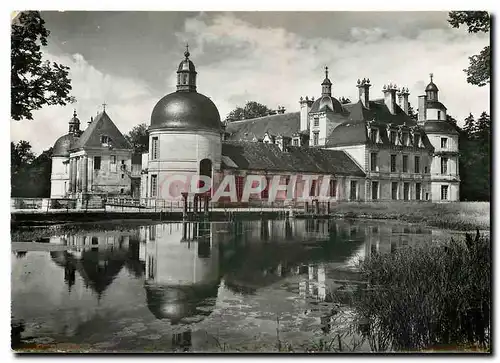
[50,48,460,203]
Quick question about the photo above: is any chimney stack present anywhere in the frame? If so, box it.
[356,78,371,109]
[418,95,427,124]
[382,83,398,115]
[397,87,410,115]
[299,96,314,131]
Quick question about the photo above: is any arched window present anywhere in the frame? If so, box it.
[199,159,212,194]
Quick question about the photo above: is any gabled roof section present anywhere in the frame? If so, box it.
[225,112,300,141]
[73,111,131,150]
[221,141,365,177]
[326,99,431,148]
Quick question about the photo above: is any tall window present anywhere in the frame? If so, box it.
[390,130,397,144]
[441,138,448,149]
[261,177,270,199]
[441,157,448,174]
[151,175,158,198]
[403,182,410,201]
[370,129,378,144]
[329,179,337,198]
[313,117,319,127]
[350,181,357,200]
[437,110,441,120]
[391,182,398,200]
[414,156,420,173]
[310,179,317,197]
[94,156,101,170]
[152,137,159,160]
[402,155,408,172]
[391,154,397,172]
[416,183,422,200]
[441,185,449,200]
[414,134,421,148]
[236,176,245,201]
[313,132,319,146]
[110,155,116,164]
[371,181,379,200]
[370,153,377,172]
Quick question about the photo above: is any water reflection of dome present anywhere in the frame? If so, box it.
[145,284,218,324]
[144,222,220,324]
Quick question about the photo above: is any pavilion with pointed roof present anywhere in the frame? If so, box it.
[50,107,140,199]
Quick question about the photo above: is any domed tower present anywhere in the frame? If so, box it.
[308,66,345,147]
[50,110,80,198]
[419,74,460,201]
[146,46,222,201]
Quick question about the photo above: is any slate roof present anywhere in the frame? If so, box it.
[225,112,300,141]
[72,111,131,150]
[325,100,433,150]
[423,120,459,135]
[221,141,365,177]
[426,100,447,110]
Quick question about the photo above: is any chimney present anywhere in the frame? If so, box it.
[418,95,427,124]
[356,78,371,109]
[397,87,410,115]
[299,96,314,131]
[88,116,93,126]
[382,83,398,115]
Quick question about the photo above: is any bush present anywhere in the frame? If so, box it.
[353,231,490,352]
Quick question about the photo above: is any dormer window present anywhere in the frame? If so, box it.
[402,132,409,146]
[292,138,299,146]
[101,135,111,146]
[414,134,421,148]
[390,130,397,145]
[370,128,379,144]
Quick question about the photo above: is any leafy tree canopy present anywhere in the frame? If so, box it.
[448,11,490,87]
[226,101,273,122]
[11,11,75,120]
[125,123,149,153]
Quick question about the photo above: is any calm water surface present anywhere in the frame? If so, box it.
[11,218,461,352]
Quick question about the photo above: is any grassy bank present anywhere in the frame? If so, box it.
[329,202,489,231]
[348,231,491,352]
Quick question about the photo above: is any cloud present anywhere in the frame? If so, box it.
[180,13,490,124]
[10,52,159,154]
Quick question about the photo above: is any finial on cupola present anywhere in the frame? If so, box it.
[185,43,190,59]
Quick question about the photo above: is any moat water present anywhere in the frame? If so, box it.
[11,218,462,352]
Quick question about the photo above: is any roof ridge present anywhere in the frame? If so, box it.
[229,111,300,123]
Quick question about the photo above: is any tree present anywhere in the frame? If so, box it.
[11,141,54,197]
[226,101,273,122]
[458,112,491,201]
[11,140,35,176]
[448,11,490,87]
[125,123,149,153]
[407,103,418,122]
[11,11,75,121]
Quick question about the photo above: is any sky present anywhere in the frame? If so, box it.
[10,11,490,154]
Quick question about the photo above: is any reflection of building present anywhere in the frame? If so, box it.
[298,264,326,301]
[143,222,220,324]
[50,230,144,297]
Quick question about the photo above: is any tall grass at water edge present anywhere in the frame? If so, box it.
[345,230,491,352]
